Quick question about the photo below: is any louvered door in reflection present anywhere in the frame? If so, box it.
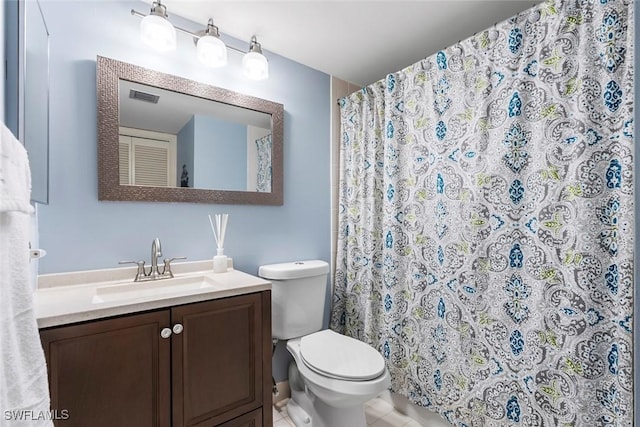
[119,134,174,187]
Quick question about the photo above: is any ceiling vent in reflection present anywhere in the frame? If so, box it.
[129,89,160,104]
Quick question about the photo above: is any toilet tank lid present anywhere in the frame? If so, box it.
[258,260,329,280]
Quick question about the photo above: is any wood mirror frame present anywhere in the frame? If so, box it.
[97,56,283,205]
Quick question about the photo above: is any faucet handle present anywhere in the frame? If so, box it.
[119,260,147,281]
[162,256,187,278]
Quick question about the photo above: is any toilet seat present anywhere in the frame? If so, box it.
[299,330,386,381]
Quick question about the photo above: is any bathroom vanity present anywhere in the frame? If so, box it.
[35,263,272,427]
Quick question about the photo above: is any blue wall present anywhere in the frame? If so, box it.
[36,1,331,279]
[193,115,247,190]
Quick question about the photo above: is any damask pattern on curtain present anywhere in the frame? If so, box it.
[256,134,272,192]
[330,0,634,425]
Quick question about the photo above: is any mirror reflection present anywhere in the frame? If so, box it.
[119,81,272,192]
[97,56,284,205]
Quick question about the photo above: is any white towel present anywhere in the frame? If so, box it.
[0,122,52,426]
[0,123,34,214]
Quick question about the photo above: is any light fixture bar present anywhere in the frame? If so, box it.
[131,9,249,55]
[227,45,249,55]
[131,5,269,80]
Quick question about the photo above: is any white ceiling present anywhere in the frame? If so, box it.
[153,0,541,86]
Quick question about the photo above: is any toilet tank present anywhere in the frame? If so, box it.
[258,260,330,340]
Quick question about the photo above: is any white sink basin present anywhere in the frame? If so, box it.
[92,275,220,304]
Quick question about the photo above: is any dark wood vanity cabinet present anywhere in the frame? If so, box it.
[41,310,172,426]
[40,291,272,427]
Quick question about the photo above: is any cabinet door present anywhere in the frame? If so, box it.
[171,293,263,427]
[40,310,171,427]
[217,409,262,427]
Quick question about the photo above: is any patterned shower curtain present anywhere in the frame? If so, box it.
[330,0,634,425]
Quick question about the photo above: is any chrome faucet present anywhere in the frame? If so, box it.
[120,238,186,282]
[150,237,162,279]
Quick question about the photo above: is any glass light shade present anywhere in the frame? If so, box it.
[197,35,227,68]
[140,14,176,52]
[242,51,269,80]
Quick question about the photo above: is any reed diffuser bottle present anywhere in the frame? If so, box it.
[208,213,229,273]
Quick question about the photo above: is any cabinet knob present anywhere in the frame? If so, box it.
[172,324,184,335]
[160,328,172,339]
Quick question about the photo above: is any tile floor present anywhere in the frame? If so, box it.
[273,397,422,427]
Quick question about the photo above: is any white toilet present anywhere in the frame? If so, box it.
[259,260,391,427]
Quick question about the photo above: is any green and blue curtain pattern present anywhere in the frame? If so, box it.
[331,0,634,425]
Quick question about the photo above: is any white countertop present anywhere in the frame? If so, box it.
[35,261,271,328]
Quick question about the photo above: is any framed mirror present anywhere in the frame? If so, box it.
[97,56,283,204]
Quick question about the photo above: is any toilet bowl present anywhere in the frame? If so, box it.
[258,260,391,427]
[290,330,390,404]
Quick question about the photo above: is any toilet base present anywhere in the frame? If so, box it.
[287,395,367,427]
[287,362,368,427]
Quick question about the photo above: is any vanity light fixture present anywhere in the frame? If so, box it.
[196,19,227,68]
[139,1,176,52]
[131,1,269,80]
[242,37,269,81]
